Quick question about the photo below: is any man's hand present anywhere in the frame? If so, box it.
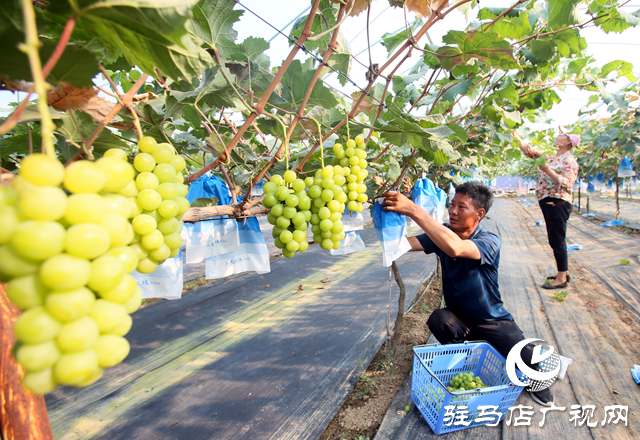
[381,191,417,217]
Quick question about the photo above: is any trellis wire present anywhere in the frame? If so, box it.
[235,0,392,112]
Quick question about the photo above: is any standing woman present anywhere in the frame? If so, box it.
[514,133,580,289]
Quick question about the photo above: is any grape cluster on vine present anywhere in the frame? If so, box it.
[263,170,311,258]
[0,136,189,394]
[131,137,190,273]
[262,134,370,256]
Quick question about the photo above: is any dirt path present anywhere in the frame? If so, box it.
[375,198,640,440]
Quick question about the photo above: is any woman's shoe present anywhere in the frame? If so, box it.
[546,275,570,282]
[541,281,568,289]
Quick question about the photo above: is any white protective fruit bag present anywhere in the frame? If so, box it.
[184,174,240,264]
[205,217,270,278]
[330,231,366,256]
[184,218,240,264]
[372,200,411,267]
[341,207,365,232]
[133,249,184,300]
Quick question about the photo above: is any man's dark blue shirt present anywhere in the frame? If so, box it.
[416,224,513,321]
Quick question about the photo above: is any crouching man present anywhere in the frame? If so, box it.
[382,181,554,406]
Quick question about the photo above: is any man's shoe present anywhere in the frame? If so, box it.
[529,388,555,407]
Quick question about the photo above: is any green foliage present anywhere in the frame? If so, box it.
[190,197,219,207]
[276,60,339,111]
[382,19,423,55]
[553,290,568,302]
[547,0,583,29]
[2,0,640,203]
[620,259,631,265]
[436,31,519,71]
[188,0,243,58]
[479,8,531,40]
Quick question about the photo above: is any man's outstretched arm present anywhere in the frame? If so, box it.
[382,191,481,260]
[407,236,425,252]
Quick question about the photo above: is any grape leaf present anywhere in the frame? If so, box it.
[327,53,352,87]
[55,110,129,158]
[0,131,43,161]
[187,0,243,59]
[624,142,637,154]
[595,7,640,33]
[0,30,100,87]
[436,31,519,71]
[0,0,21,34]
[547,0,582,29]
[381,19,423,55]
[447,123,468,144]
[441,79,474,102]
[416,157,431,172]
[392,63,429,94]
[274,60,338,111]
[50,0,211,82]
[596,79,613,103]
[423,44,442,68]
[3,105,66,125]
[169,66,237,110]
[478,8,531,40]
[173,132,202,154]
[234,36,269,64]
[386,156,401,182]
[600,60,635,82]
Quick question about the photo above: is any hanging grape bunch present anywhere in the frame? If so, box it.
[306,164,347,251]
[0,136,188,394]
[330,134,369,213]
[263,170,311,258]
[131,137,190,273]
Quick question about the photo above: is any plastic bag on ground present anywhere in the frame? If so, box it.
[372,200,411,267]
[566,243,582,251]
[600,220,623,227]
[330,231,366,256]
[133,249,184,300]
[205,217,270,279]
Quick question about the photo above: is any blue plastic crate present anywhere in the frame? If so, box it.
[412,341,525,435]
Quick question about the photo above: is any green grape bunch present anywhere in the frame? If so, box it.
[262,170,311,258]
[131,137,189,273]
[306,164,347,251]
[446,371,489,392]
[0,135,188,395]
[329,134,370,213]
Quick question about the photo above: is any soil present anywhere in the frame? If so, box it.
[318,272,443,440]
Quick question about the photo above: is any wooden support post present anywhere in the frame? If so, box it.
[578,180,581,213]
[616,179,620,220]
[0,284,53,440]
